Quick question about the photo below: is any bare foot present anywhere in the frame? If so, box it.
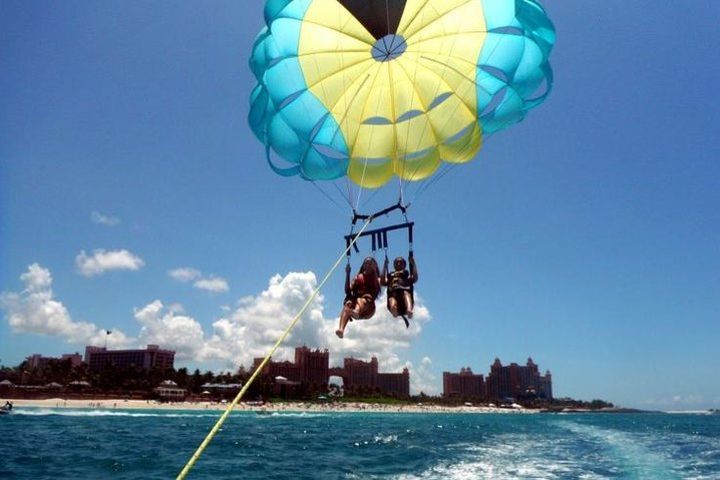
[335,329,344,339]
[407,310,414,319]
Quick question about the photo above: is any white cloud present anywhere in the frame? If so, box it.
[410,357,438,396]
[0,264,132,348]
[201,272,433,394]
[2,267,435,393]
[169,267,229,293]
[21,263,52,290]
[202,272,327,365]
[134,300,206,361]
[672,394,705,405]
[193,277,230,293]
[641,394,708,409]
[76,249,145,277]
[91,211,120,227]
[168,268,201,283]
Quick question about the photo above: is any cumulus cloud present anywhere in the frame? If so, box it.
[169,267,229,293]
[411,357,439,395]
[76,249,145,277]
[202,272,327,365]
[2,267,435,393]
[200,272,433,394]
[0,264,132,348]
[135,300,206,360]
[91,211,120,227]
[168,268,201,283]
[194,277,230,293]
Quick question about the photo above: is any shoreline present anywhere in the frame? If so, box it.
[5,398,535,414]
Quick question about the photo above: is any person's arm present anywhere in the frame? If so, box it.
[409,254,419,283]
[344,264,353,296]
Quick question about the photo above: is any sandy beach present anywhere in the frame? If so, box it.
[6,398,533,414]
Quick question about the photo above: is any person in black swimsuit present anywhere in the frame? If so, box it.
[381,253,418,328]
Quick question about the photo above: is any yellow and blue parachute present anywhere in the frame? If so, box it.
[250,0,555,190]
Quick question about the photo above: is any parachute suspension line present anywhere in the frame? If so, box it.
[402,12,515,202]
[332,180,354,210]
[354,67,384,211]
[400,20,465,197]
[310,181,345,212]
[411,113,520,205]
[404,23,511,205]
[359,184,383,210]
[413,163,458,203]
[398,37,424,196]
[354,174,368,214]
[328,73,372,210]
[176,218,374,480]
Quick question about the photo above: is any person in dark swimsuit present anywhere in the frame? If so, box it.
[381,254,418,328]
[335,257,381,339]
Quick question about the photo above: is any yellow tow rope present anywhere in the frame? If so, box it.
[176,218,373,479]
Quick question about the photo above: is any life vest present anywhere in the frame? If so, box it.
[388,270,412,293]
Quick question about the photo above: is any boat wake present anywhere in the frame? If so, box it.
[558,421,685,479]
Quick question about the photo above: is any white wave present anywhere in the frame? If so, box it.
[379,434,602,480]
[12,408,217,418]
[559,421,684,479]
[665,410,716,415]
[374,434,398,444]
[259,412,328,419]
[387,458,597,480]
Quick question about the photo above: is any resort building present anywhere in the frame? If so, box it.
[253,346,329,390]
[84,344,175,372]
[255,349,410,397]
[376,370,410,397]
[342,357,378,390]
[154,380,186,402]
[335,357,410,397]
[25,353,83,369]
[486,357,553,401]
[295,346,329,387]
[442,367,485,399]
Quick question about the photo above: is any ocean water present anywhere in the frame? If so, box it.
[1,409,719,479]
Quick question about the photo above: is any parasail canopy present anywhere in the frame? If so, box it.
[250,0,555,191]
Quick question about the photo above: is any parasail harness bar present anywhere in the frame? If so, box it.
[345,222,414,256]
[346,201,413,257]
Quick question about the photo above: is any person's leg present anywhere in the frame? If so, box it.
[404,291,414,318]
[350,297,366,319]
[356,296,376,320]
[336,302,354,338]
[388,296,399,317]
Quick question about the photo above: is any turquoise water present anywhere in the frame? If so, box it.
[1,409,719,479]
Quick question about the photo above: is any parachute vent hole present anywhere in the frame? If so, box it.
[481,87,509,118]
[480,65,510,83]
[490,26,525,36]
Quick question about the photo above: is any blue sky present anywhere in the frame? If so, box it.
[1,1,719,410]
